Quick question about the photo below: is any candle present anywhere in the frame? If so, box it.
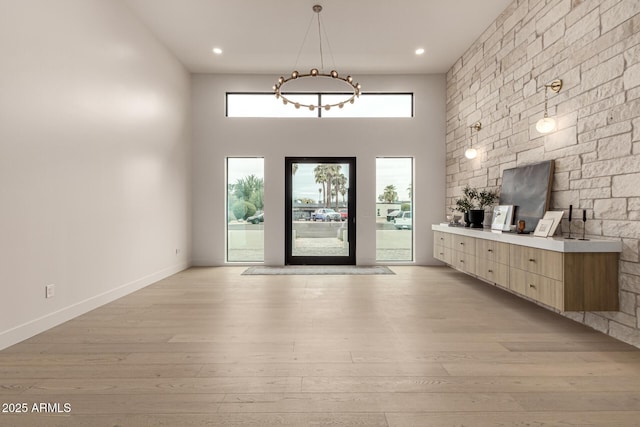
[583,209,587,222]
[568,205,572,221]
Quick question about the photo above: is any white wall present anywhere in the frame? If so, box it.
[0,0,192,349]
[192,74,445,266]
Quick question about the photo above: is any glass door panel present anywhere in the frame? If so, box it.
[285,158,355,265]
[376,157,413,262]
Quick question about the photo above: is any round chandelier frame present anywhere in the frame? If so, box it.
[273,5,361,111]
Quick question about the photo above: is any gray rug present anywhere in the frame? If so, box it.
[242,266,395,275]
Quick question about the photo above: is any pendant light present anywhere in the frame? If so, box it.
[536,79,562,134]
[465,122,481,160]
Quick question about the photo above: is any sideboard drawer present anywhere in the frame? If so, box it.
[476,258,509,288]
[510,267,564,310]
[453,250,475,275]
[476,239,509,264]
[452,235,476,256]
[510,245,563,281]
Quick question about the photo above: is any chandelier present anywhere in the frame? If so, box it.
[273,5,360,111]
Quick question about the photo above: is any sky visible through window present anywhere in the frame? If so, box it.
[227,93,413,118]
[376,158,412,202]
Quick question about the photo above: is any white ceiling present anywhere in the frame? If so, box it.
[124,0,513,75]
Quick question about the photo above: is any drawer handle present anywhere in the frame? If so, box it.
[529,284,536,289]
[460,260,464,263]
[488,269,493,273]
[528,258,536,262]
[487,249,493,253]
[440,237,444,240]
[460,242,464,246]
[439,252,444,255]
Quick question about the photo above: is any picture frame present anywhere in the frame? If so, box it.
[541,210,564,237]
[533,218,554,237]
[491,205,514,231]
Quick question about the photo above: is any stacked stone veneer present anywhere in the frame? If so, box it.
[446,0,640,346]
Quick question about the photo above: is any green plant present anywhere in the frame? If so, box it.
[454,185,498,212]
[454,197,474,213]
[232,201,257,220]
[477,188,498,208]
[463,185,479,202]
[454,185,476,212]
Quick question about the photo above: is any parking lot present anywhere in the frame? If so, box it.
[228,218,412,261]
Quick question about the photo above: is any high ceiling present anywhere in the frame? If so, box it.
[124,0,513,75]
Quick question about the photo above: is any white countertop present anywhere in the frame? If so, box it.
[432,224,622,253]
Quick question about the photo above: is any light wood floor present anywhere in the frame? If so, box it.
[2,266,640,426]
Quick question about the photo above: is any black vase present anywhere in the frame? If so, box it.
[463,212,470,227]
[468,209,485,228]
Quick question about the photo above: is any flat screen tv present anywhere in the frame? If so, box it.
[499,160,555,233]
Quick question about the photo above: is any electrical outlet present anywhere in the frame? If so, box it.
[175,248,181,256]
[45,284,55,299]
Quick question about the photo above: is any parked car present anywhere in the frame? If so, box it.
[339,209,348,221]
[386,210,400,221]
[246,212,264,224]
[394,211,412,229]
[311,208,341,222]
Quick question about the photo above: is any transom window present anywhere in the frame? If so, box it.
[226,93,413,118]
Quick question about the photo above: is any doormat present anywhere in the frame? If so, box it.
[242,266,395,275]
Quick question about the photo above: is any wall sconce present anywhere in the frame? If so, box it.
[536,79,562,134]
[465,121,481,159]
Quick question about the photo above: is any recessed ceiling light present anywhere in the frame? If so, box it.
[415,48,425,55]
[212,47,223,55]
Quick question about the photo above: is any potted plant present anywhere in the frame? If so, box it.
[454,186,498,228]
[471,188,498,228]
[454,186,476,227]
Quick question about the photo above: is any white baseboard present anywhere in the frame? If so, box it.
[0,262,190,351]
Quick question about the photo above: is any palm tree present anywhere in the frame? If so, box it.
[314,165,328,206]
[381,184,398,203]
[324,165,341,208]
[332,173,347,209]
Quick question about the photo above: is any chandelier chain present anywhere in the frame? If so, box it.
[273,4,360,111]
[317,11,324,72]
[293,12,316,71]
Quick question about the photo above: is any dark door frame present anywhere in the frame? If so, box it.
[285,157,356,265]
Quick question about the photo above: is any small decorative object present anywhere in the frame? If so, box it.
[566,204,574,239]
[541,210,564,237]
[580,209,589,241]
[491,205,514,231]
[534,219,554,237]
[517,220,526,234]
[446,214,462,226]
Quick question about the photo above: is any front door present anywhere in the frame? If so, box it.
[285,157,356,265]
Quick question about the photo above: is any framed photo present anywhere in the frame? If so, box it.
[533,218,554,237]
[542,210,564,237]
[491,205,514,231]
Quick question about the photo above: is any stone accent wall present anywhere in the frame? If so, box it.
[446,0,640,346]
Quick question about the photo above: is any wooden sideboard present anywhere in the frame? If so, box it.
[432,225,621,312]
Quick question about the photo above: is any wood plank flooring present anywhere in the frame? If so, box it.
[2,266,640,426]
